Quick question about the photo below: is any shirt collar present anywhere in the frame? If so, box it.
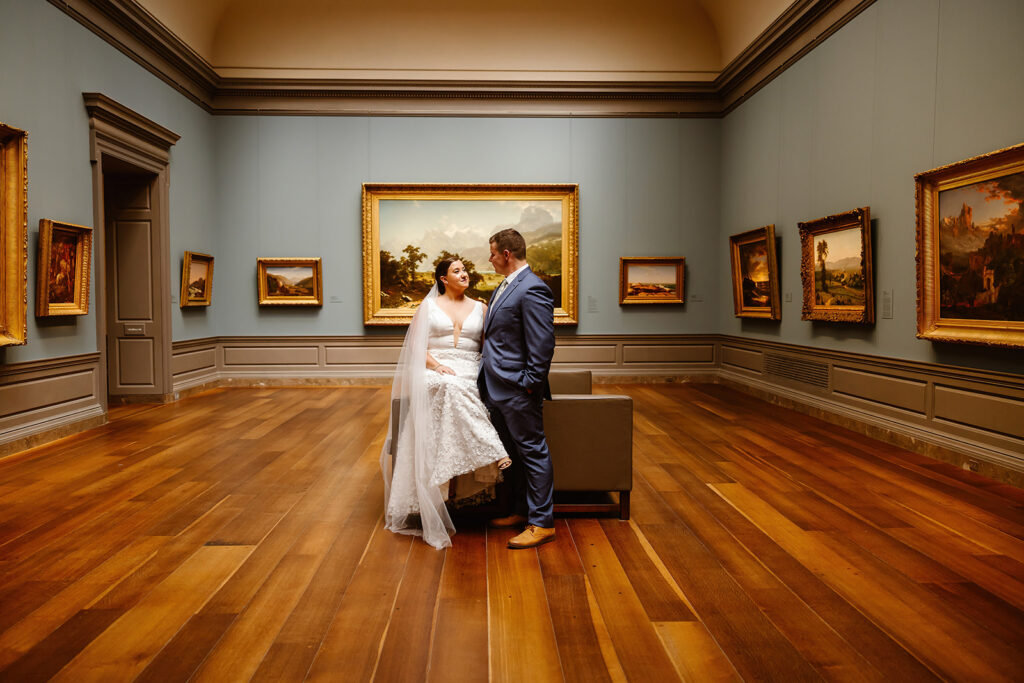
[504,263,530,284]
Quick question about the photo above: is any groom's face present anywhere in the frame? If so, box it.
[488,241,513,276]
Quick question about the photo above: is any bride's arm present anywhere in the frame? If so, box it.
[426,351,454,375]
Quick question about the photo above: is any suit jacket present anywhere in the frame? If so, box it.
[478,267,555,402]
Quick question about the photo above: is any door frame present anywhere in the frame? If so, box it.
[84,93,179,409]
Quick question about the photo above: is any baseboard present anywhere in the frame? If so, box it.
[0,406,107,459]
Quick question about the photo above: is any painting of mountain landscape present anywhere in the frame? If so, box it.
[812,227,865,307]
[377,199,563,310]
[938,171,1024,321]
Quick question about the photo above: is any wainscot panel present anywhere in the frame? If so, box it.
[0,353,105,457]
[223,346,320,366]
[933,385,1024,441]
[832,366,928,414]
[721,345,763,373]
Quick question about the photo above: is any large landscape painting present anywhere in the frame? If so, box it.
[937,172,1024,322]
[362,184,579,325]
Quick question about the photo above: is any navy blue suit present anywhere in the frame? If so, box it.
[478,267,556,527]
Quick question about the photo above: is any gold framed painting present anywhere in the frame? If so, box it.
[1,122,28,345]
[36,219,93,317]
[799,207,873,323]
[729,225,781,320]
[257,257,323,306]
[619,257,685,305]
[361,183,579,326]
[916,142,1024,348]
[180,251,213,307]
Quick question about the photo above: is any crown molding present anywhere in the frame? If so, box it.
[48,0,876,117]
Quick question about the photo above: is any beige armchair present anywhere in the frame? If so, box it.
[389,370,634,519]
[545,370,633,519]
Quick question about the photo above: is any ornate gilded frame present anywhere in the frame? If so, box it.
[180,251,214,307]
[618,257,685,305]
[916,143,1024,348]
[257,257,323,306]
[1,122,28,345]
[799,207,873,323]
[36,219,93,317]
[729,225,781,320]
[362,183,579,326]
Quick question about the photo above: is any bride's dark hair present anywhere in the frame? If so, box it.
[434,259,454,294]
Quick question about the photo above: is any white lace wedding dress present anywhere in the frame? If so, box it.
[384,296,509,547]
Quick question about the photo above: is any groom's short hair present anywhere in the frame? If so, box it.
[490,228,526,260]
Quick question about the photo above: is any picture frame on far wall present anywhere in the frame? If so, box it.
[361,183,579,326]
[799,207,874,324]
[180,251,213,307]
[1,122,28,346]
[916,142,1024,348]
[729,225,781,320]
[257,257,323,306]
[619,257,685,305]
[36,219,93,317]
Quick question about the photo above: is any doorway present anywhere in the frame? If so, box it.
[101,158,169,402]
[84,93,179,408]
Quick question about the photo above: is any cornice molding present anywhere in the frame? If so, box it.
[49,0,876,116]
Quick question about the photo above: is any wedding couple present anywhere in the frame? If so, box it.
[380,228,556,550]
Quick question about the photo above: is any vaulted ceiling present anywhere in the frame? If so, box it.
[51,0,874,115]
[134,0,793,82]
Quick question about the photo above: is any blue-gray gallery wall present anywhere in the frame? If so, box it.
[0,0,217,364]
[2,0,1021,376]
[719,0,1024,375]
[211,116,721,337]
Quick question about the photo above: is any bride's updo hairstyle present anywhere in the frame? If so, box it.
[434,259,454,294]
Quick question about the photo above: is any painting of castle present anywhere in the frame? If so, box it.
[938,171,1024,322]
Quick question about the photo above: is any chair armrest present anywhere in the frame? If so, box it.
[544,395,633,492]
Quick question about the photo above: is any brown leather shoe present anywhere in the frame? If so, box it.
[489,513,527,529]
[507,525,556,549]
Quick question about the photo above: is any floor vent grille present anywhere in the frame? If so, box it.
[764,353,829,389]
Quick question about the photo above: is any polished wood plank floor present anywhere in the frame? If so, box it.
[0,384,1022,682]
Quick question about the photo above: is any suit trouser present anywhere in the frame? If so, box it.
[481,386,554,528]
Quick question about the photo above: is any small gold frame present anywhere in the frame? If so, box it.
[729,225,781,320]
[36,219,93,317]
[257,257,323,306]
[916,142,1024,348]
[619,257,685,305]
[1,122,28,345]
[799,207,873,324]
[180,251,214,307]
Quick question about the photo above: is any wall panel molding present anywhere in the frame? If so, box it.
[0,353,105,457]
[5,335,1021,484]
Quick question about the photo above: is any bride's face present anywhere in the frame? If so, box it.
[443,261,470,294]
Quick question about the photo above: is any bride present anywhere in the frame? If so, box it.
[381,258,511,549]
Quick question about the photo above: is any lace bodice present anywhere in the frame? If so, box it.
[426,298,484,353]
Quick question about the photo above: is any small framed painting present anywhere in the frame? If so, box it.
[729,225,781,320]
[36,219,92,317]
[180,251,213,307]
[619,257,685,305]
[916,142,1024,347]
[799,207,874,323]
[257,257,323,306]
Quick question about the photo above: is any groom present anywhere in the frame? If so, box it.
[479,228,557,549]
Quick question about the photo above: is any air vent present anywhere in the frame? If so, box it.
[764,353,829,389]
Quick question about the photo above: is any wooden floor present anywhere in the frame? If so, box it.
[0,384,1022,682]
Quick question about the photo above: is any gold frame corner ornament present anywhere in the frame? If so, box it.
[798,207,874,324]
[361,182,579,326]
[915,142,1024,348]
[36,219,93,317]
[729,224,781,320]
[0,122,28,345]
[257,257,324,306]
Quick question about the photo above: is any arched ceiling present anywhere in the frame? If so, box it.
[137,0,794,82]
